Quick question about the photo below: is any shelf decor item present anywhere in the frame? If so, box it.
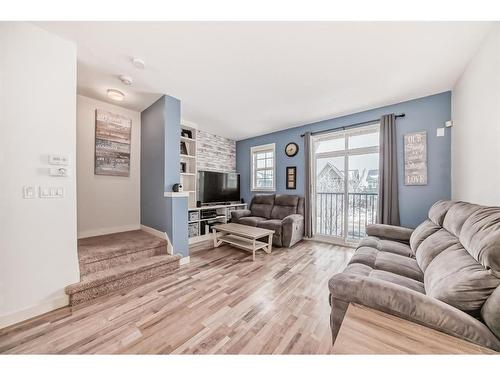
[286,166,297,189]
[180,141,188,155]
[180,162,187,173]
[181,129,193,139]
[94,109,132,177]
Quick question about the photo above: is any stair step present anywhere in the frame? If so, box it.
[66,254,181,305]
[78,230,168,276]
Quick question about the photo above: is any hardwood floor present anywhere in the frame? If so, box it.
[0,240,353,354]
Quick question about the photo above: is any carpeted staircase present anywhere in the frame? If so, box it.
[65,230,181,305]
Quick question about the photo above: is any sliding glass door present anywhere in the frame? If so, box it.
[313,123,379,243]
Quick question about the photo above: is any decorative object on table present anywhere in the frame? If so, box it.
[94,109,132,177]
[404,131,427,185]
[181,129,193,139]
[180,162,187,173]
[180,141,188,155]
[172,183,183,192]
[286,166,297,189]
[285,142,299,157]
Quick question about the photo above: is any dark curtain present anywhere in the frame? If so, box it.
[377,114,400,225]
[304,132,313,237]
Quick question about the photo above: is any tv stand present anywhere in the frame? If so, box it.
[188,202,247,243]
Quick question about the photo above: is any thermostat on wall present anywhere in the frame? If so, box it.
[48,154,70,165]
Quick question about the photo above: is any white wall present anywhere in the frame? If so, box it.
[451,24,500,206]
[0,23,80,328]
[77,95,141,238]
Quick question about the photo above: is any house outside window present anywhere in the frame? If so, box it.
[251,143,276,191]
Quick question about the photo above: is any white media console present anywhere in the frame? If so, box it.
[188,203,247,243]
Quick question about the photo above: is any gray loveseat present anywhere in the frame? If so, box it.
[329,200,500,351]
[231,194,304,247]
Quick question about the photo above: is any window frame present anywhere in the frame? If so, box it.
[250,143,276,192]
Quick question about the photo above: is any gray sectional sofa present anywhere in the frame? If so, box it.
[329,200,500,351]
[231,194,304,247]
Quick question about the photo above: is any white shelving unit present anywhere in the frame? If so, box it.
[180,124,197,208]
[188,203,247,244]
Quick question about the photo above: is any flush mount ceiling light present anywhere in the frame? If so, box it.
[119,74,133,85]
[107,89,125,101]
[132,57,146,69]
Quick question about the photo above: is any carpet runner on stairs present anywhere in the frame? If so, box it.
[66,230,181,305]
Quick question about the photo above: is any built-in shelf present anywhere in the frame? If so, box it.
[181,123,198,208]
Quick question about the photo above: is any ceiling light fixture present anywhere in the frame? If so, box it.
[119,74,133,85]
[132,57,146,69]
[107,89,125,102]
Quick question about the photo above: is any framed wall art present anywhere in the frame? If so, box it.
[95,109,132,177]
[286,166,297,189]
[404,131,427,185]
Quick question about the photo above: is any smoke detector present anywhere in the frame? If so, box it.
[132,57,146,69]
[119,75,133,85]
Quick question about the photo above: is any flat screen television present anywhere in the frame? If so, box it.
[198,171,240,204]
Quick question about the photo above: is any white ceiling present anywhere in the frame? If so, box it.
[36,22,492,140]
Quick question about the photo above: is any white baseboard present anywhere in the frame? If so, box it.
[179,256,190,265]
[141,225,174,255]
[78,224,141,239]
[0,295,69,329]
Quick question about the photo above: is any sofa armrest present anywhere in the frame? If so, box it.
[282,214,303,225]
[282,214,304,247]
[231,209,251,223]
[328,272,500,351]
[365,223,413,243]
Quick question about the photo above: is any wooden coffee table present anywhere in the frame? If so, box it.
[212,223,274,261]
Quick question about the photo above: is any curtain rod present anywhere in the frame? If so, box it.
[299,113,405,138]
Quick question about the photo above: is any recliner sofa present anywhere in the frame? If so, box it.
[231,194,304,247]
[329,200,500,351]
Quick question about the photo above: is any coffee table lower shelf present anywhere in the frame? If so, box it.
[212,223,274,261]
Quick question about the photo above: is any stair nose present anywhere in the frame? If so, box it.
[78,230,169,276]
[66,254,181,306]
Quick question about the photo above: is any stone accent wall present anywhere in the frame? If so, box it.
[196,130,236,172]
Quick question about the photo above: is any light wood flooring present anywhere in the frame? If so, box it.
[0,240,353,354]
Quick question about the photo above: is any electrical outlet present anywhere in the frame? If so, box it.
[23,185,36,199]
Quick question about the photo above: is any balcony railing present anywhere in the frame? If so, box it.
[316,192,378,240]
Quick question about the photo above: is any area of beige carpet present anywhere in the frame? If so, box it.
[66,230,181,305]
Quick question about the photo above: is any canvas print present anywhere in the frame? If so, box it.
[404,131,427,185]
[95,109,132,176]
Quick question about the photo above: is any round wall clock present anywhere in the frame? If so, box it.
[285,142,299,157]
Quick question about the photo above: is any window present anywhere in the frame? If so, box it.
[251,143,275,191]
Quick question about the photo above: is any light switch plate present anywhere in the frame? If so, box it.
[437,128,445,137]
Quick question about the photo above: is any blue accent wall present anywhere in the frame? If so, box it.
[236,92,452,228]
[141,95,189,257]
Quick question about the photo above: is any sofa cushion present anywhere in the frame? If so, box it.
[239,216,267,227]
[270,194,299,220]
[415,229,462,272]
[350,247,423,282]
[459,206,500,277]
[360,236,413,257]
[257,219,282,236]
[442,201,482,237]
[250,194,275,219]
[428,200,456,226]
[424,246,500,313]
[342,261,425,293]
[410,219,442,254]
[482,286,500,340]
